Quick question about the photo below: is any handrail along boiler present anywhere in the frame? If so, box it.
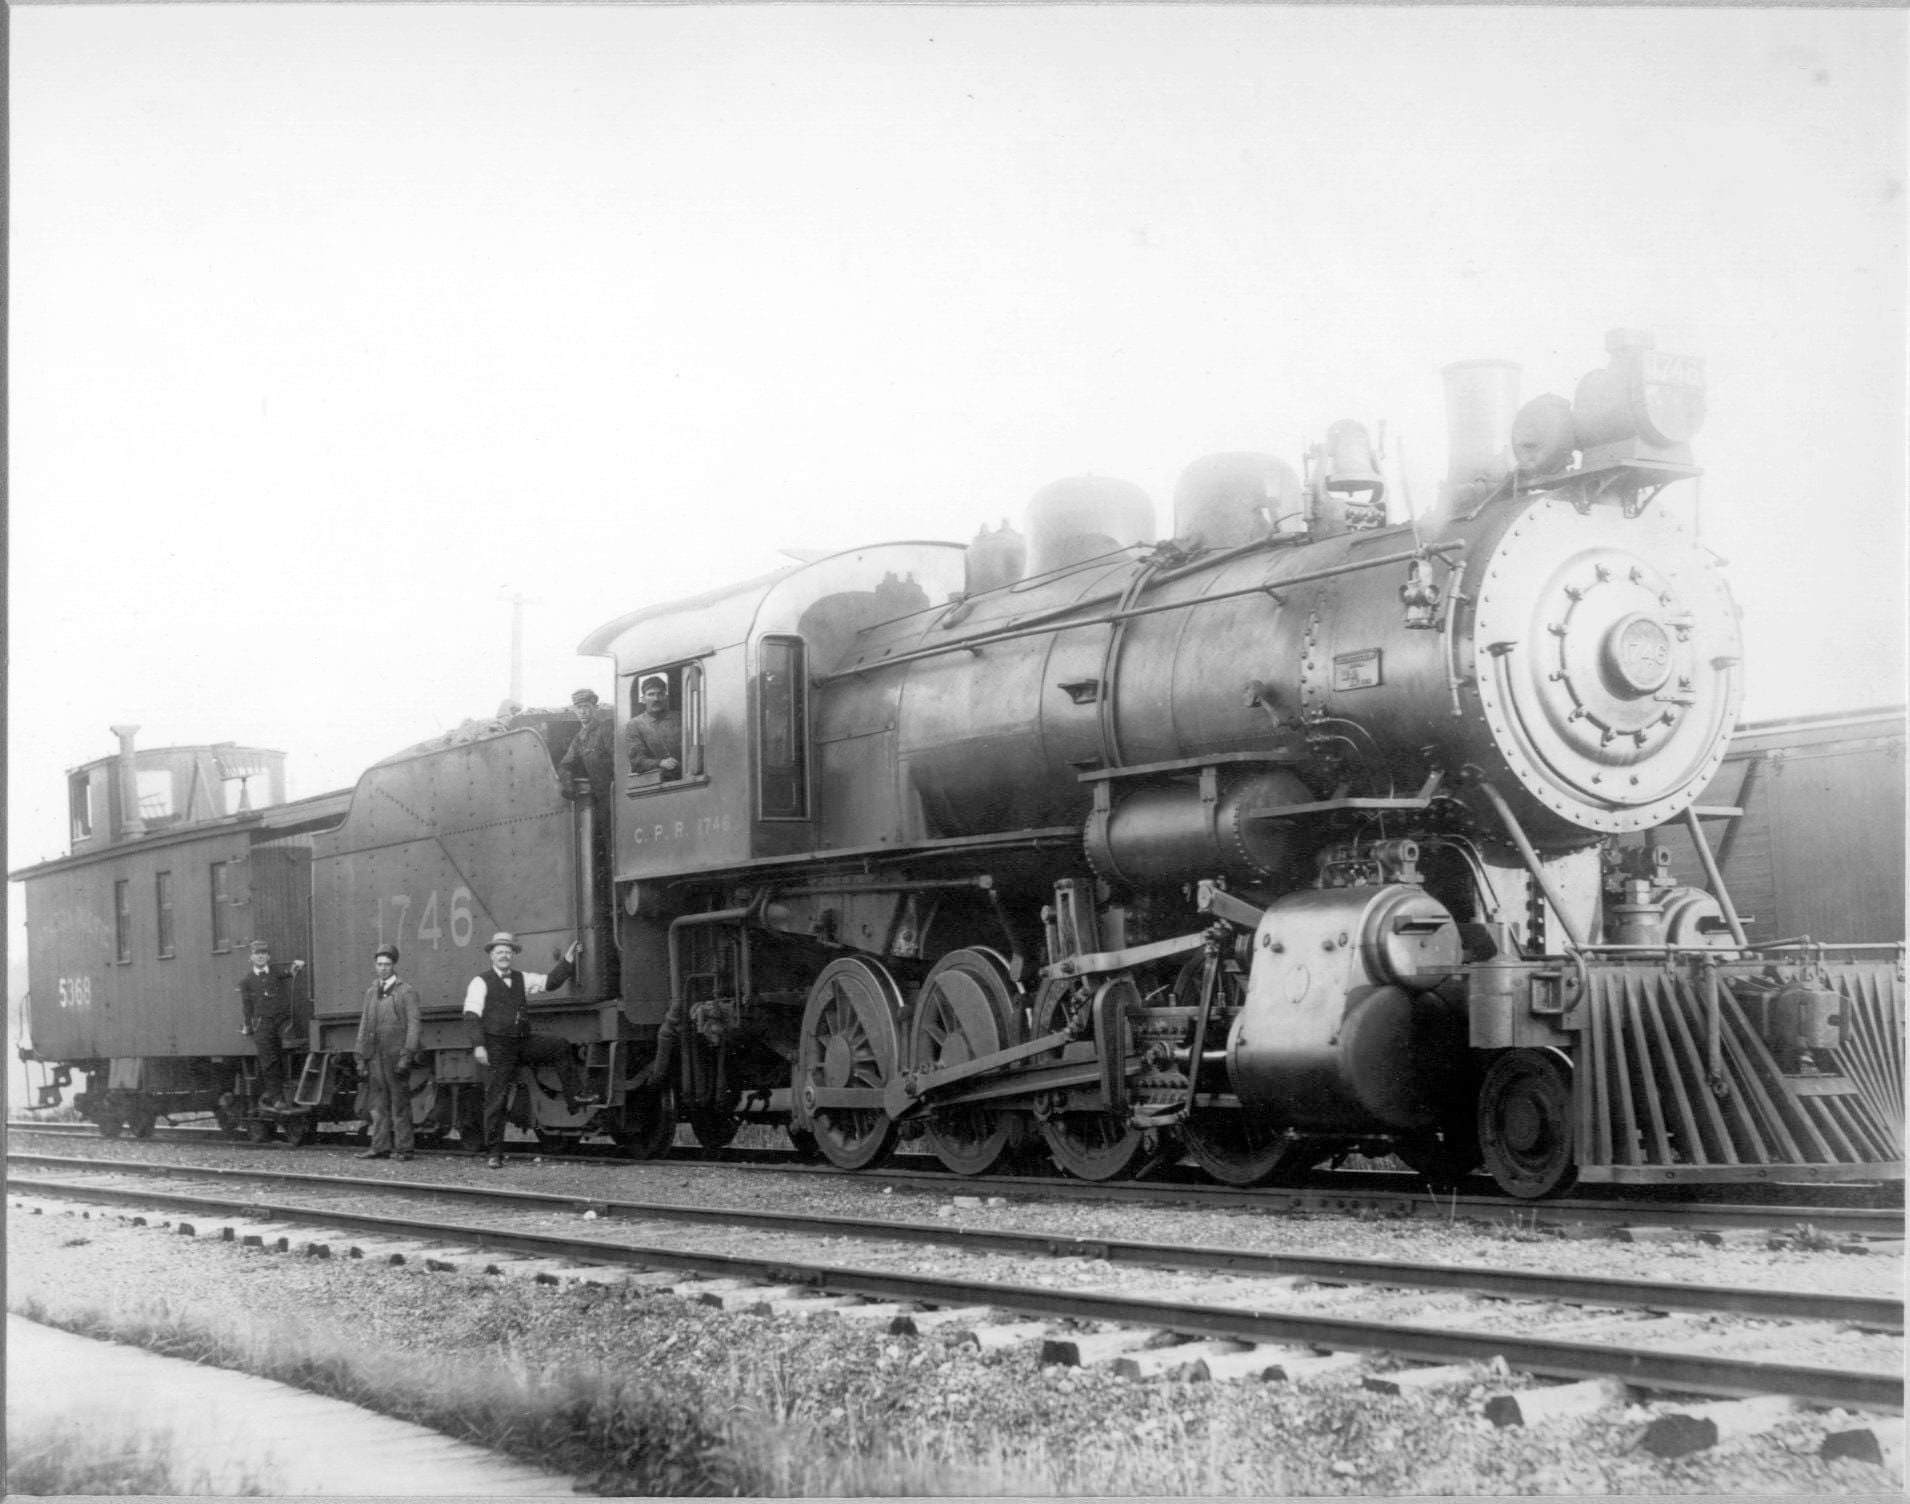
[16,330,1904,1196]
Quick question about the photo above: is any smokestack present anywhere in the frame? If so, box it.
[109,724,146,839]
[1440,359,1521,511]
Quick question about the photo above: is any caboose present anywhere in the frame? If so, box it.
[14,734,349,1139]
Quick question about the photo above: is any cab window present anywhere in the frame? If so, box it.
[623,662,705,790]
[758,636,808,819]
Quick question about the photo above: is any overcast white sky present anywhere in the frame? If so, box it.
[9,5,1906,887]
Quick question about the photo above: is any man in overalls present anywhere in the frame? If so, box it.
[355,944,423,1161]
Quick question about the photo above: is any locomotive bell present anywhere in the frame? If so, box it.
[1323,419,1385,501]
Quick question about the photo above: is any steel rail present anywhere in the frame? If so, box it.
[9,1123,1902,1236]
[9,1155,1899,1330]
[10,1174,1899,1413]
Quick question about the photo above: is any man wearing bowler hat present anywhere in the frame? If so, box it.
[237,940,305,1114]
[463,931,599,1168]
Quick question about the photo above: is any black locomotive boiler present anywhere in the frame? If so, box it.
[17,330,1903,1197]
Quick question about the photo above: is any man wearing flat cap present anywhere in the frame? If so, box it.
[355,944,423,1162]
[462,931,599,1168]
[558,688,615,805]
[624,676,683,782]
[237,939,305,1114]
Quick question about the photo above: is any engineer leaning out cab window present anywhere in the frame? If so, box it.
[625,675,682,783]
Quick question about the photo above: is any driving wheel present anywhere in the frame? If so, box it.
[1032,975,1156,1182]
[797,956,902,1170]
[1478,1048,1578,1199]
[908,948,1023,1175]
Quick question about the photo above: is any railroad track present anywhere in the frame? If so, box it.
[10,1154,1902,1421]
[11,1118,1903,1241]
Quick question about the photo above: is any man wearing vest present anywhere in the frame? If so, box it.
[462,931,600,1168]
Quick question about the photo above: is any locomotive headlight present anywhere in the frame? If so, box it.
[1572,329,1706,451]
[1635,347,1706,446]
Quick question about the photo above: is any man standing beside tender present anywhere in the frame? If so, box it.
[355,944,423,1162]
[463,931,599,1169]
[238,940,305,1113]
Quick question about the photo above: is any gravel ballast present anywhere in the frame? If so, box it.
[8,1133,1905,1497]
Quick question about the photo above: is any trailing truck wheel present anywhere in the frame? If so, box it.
[798,957,902,1171]
[214,1094,245,1140]
[687,1099,740,1151]
[96,1115,124,1140]
[280,1114,316,1148]
[613,1089,677,1161]
[126,1102,158,1140]
[245,1116,277,1145]
[909,948,1022,1176]
[1478,1049,1578,1200]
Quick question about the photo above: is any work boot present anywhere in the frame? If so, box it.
[357,1149,390,1160]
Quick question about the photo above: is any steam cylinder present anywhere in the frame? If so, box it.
[1229,885,1467,1132]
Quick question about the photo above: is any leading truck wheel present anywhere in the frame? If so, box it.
[798,957,902,1171]
[909,948,1022,1176]
[1478,1049,1578,1199]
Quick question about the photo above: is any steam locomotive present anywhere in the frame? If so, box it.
[17,330,1903,1198]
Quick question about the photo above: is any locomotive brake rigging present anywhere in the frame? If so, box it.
[15,330,1903,1198]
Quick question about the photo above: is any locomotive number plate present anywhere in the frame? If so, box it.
[1331,649,1383,691]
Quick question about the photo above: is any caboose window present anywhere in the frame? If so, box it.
[69,773,94,842]
[155,871,176,958]
[757,636,809,820]
[210,861,234,952]
[114,880,133,963]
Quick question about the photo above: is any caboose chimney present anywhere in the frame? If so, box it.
[109,724,146,840]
